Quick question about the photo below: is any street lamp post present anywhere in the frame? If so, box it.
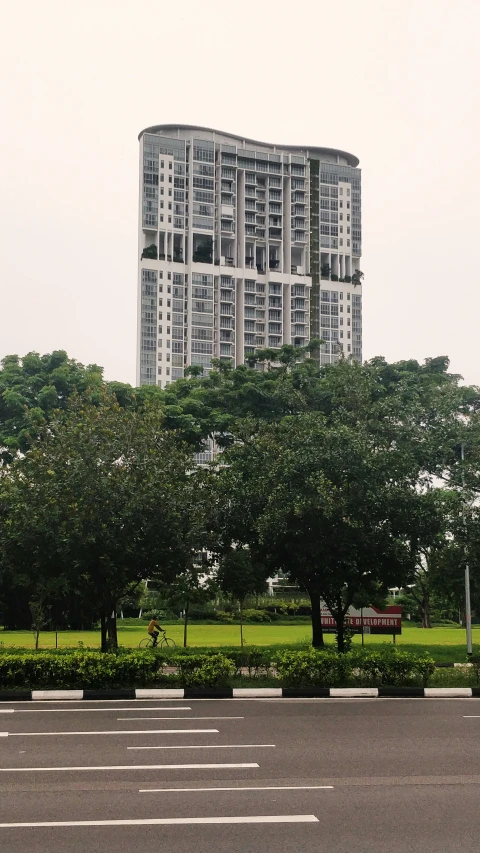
[461,443,473,657]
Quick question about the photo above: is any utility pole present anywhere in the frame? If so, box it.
[461,443,473,656]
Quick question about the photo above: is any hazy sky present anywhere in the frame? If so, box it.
[1,0,479,385]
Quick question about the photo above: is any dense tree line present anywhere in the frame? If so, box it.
[1,347,479,650]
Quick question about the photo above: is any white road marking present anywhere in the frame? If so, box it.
[0,699,186,705]
[14,707,192,714]
[4,729,218,737]
[0,814,318,828]
[5,695,467,705]
[128,743,275,751]
[0,762,259,773]
[0,710,15,714]
[117,716,244,721]
[140,785,333,793]
[463,716,480,718]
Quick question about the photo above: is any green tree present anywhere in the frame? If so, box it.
[402,489,462,628]
[0,394,196,650]
[29,595,49,650]
[163,349,472,469]
[160,561,214,647]
[0,351,104,463]
[216,548,269,646]
[212,414,417,650]
[0,351,208,471]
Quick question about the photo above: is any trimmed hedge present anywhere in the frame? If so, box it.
[0,648,436,689]
[175,654,234,687]
[274,648,352,687]
[0,651,234,689]
[274,648,435,687]
[350,649,435,686]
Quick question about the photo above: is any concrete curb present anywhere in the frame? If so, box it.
[1,687,480,700]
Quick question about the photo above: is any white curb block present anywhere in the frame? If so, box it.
[135,689,184,699]
[2,687,480,701]
[31,691,84,701]
[330,688,379,698]
[232,688,283,698]
[424,688,473,698]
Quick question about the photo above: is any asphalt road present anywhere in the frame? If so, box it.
[1,697,480,852]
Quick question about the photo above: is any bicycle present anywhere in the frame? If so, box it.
[138,631,176,650]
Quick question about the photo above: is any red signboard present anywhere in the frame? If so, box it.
[321,604,402,634]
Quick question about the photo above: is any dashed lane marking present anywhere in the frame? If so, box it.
[3,729,219,737]
[11,707,192,713]
[128,743,275,751]
[116,716,244,721]
[0,814,318,828]
[140,785,333,793]
[0,762,259,773]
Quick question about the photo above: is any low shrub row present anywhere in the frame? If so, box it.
[0,652,234,689]
[0,648,435,689]
[275,648,435,687]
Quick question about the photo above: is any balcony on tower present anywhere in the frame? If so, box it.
[269,249,280,271]
[220,234,235,268]
[245,242,255,269]
[192,234,213,264]
[291,246,305,275]
[255,246,266,275]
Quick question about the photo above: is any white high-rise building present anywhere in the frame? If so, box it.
[137,125,362,387]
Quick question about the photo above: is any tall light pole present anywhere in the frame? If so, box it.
[461,443,473,656]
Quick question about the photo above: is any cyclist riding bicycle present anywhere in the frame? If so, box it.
[147,616,165,647]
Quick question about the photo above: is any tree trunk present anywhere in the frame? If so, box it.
[35,629,40,651]
[308,589,324,648]
[100,611,108,653]
[421,596,432,629]
[335,611,346,653]
[183,600,189,648]
[239,599,244,647]
[327,596,351,653]
[106,608,118,650]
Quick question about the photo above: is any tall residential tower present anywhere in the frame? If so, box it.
[137,125,362,387]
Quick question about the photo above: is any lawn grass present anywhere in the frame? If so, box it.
[0,622,478,661]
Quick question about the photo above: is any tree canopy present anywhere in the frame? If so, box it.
[1,345,479,650]
[0,393,202,649]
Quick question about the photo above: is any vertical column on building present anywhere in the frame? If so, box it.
[282,281,291,345]
[235,276,245,366]
[185,141,194,365]
[214,273,220,360]
[236,168,245,270]
[283,166,291,276]
[309,158,320,358]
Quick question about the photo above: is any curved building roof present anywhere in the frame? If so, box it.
[138,124,360,168]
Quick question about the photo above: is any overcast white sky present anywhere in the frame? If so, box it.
[1,0,479,385]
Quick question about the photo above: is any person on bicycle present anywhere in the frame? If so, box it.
[147,615,164,647]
